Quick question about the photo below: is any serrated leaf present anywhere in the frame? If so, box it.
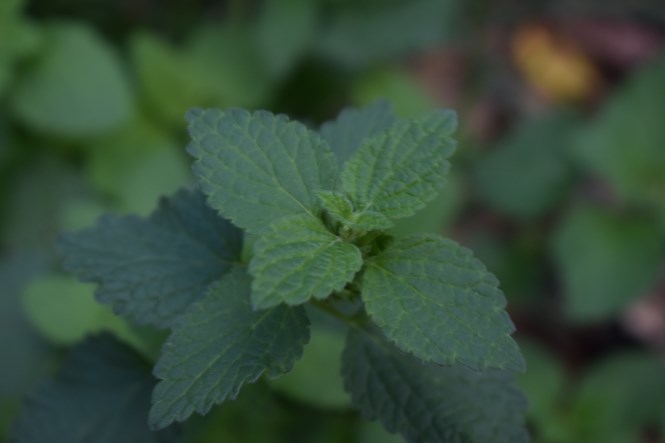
[10,22,133,137]
[341,110,457,220]
[11,334,178,443]
[149,267,310,429]
[342,329,529,443]
[363,234,524,371]
[249,213,363,309]
[187,108,338,233]
[551,205,662,321]
[320,100,397,166]
[316,190,394,231]
[60,189,242,328]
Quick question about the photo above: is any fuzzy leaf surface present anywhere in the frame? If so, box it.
[149,268,310,429]
[363,234,524,371]
[249,214,362,309]
[187,107,338,233]
[320,100,397,166]
[342,330,529,443]
[59,189,242,328]
[341,110,456,220]
[317,190,393,231]
[11,334,177,443]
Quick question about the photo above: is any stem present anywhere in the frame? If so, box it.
[310,298,362,328]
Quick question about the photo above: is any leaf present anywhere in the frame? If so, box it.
[149,267,310,429]
[187,108,338,233]
[59,188,242,328]
[474,110,577,218]
[316,190,394,231]
[551,205,662,321]
[363,234,524,371]
[342,329,530,443]
[10,334,178,443]
[341,110,457,220]
[319,100,397,166]
[10,22,133,137]
[249,213,363,309]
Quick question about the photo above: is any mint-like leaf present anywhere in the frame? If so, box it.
[341,110,456,220]
[59,189,242,328]
[187,107,338,233]
[316,190,394,231]
[320,100,396,166]
[11,334,178,443]
[363,234,524,371]
[249,213,363,309]
[149,267,310,429]
[342,330,529,443]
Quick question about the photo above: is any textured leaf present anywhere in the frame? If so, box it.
[552,206,662,321]
[363,234,524,371]
[249,213,363,309]
[320,100,397,166]
[317,190,394,231]
[149,267,309,429]
[11,334,177,443]
[60,189,242,328]
[342,329,530,443]
[187,108,338,233]
[11,22,133,137]
[341,110,457,220]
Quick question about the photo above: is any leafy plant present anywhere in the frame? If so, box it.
[12,101,528,442]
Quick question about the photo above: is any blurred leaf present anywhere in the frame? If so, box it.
[255,0,317,79]
[573,54,665,209]
[11,334,178,443]
[552,205,662,321]
[270,326,350,409]
[11,22,134,137]
[0,0,40,98]
[87,118,189,214]
[564,353,665,443]
[474,110,578,219]
[316,0,456,67]
[357,421,405,443]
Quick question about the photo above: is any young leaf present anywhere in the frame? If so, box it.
[149,267,310,429]
[316,190,394,231]
[319,100,397,166]
[341,110,457,220]
[249,213,363,309]
[363,234,524,371]
[342,329,529,443]
[187,108,338,233]
[11,334,178,443]
[59,189,242,328]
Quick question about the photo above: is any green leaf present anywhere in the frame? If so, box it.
[11,22,133,137]
[187,108,338,233]
[11,334,178,443]
[316,190,394,231]
[249,214,363,309]
[551,205,662,321]
[474,110,577,218]
[363,234,524,371]
[320,100,397,166]
[149,267,310,429]
[342,329,529,443]
[341,110,457,220]
[60,189,242,328]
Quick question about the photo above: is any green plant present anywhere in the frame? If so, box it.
[12,101,528,442]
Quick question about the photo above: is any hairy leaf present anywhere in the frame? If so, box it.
[317,190,394,231]
[342,329,529,443]
[341,110,456,220]
[11,334,177,443]
[249,214,362,309]
[363,234,524,371]
[60,189,242,328]
[320,100,397,166]
[187,107,338,233]
[149,267,310,429]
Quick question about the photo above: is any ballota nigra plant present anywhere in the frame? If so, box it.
[55,101,529,442]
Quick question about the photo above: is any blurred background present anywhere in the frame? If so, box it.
[2,0,665,442]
